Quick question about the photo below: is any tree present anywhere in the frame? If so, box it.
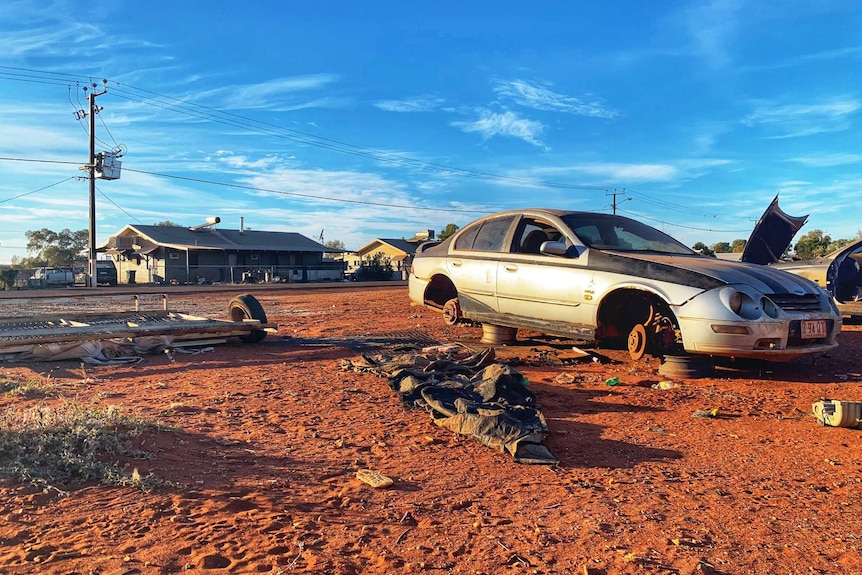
[731,239,747,253]
[794,229,832,260]
[0,269,17,291]
[692,242,714,256]
[23,228,89,267]
[355,252,393,281]
[155,220,183,226]
[438,224,459,241]
[712,241,731,253]
[325,239,345,250]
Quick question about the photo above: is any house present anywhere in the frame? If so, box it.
[344,229,437,280]
[99,220,345,285]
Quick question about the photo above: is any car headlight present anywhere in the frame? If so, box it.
[761,297,779,318]
[722,288,762,320]
[729,291,742,314]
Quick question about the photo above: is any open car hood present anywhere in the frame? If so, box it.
[741,195,808,265]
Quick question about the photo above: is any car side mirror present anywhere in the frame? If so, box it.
[540,241,570,257]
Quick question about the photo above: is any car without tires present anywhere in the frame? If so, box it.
[408,208,842,362]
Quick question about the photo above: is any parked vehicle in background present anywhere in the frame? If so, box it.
[409,208,841,362]
[29,267,75,288]
[770,241,862,318]
[96,260,118,286]
[737,196,862,318]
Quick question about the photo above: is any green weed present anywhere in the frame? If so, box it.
[0,401,173,494]
[0,375,56,398]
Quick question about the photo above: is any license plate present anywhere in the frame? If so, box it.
[801,319,827,339]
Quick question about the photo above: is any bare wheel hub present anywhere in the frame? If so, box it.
[627,323,648,360]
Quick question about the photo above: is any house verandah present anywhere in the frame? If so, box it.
[99,223,344,285]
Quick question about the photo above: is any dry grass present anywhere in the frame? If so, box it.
[0,374,57,398]
[0,398,173,494]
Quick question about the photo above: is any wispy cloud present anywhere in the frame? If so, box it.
[452,109,546,148]
[742,44,862,73]
[374,96,445,113]
[0,0,160,64]
[571,162,678,182]
[786,152,862,168]
[743,98,861,138]
[677,0,743,69]
[196,74,343,111]
[512,161,681,185]
[495,79,618,119]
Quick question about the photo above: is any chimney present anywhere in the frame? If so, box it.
[240,217,244,234]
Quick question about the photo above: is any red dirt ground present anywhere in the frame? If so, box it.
[1,285,861,575]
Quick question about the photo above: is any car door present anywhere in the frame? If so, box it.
[496,217,594,332]
[447,216,516,318]
[827,241,862,302]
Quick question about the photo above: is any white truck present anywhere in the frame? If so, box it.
[29,267,75,288]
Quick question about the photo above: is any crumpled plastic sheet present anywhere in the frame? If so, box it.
[342,347,557,465]
[7,336,179,365]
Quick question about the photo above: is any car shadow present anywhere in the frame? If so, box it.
[528,381,682,469]
[509,331,862,385]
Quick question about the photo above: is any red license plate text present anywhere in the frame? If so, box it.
[801,319,827,339]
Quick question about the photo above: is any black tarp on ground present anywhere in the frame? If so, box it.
[342,348,557,465]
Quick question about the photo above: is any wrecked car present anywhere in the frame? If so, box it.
[771,243,862,317]
[408,208,841,362]
[739,196,862,318]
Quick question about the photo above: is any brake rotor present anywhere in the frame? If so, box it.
[627,323,648,360]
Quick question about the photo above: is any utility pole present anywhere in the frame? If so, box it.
[606,188,629,215]
[85,82,107,288]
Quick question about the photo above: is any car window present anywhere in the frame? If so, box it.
[471,216,515,252]
[515,219,564,254]
[562,213,693,255]
[453,222,482,250]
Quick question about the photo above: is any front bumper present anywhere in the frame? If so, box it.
[678,316,840,361]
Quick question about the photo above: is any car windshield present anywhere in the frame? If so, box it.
[561,213,695,255]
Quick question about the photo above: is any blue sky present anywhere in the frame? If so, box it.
[2,0,861,264]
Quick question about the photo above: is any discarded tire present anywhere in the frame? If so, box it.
[658,354,714,379]
[480,324,518,345]
[227,294,268,343]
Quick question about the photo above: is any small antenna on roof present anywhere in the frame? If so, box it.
[318,229,324,243]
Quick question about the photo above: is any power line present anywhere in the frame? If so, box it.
[0,156,81,166]
[1,66,734,217]
[0,154,758,233]
[122,167,492,214]
[0,66,754,227]
[96,186,144,224]
[0,176,78,204]
[617,207,751,234]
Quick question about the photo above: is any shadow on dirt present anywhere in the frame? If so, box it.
[494,330,862,385]
[529,381,683,469]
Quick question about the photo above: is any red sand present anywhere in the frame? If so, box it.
[1,285,861,574]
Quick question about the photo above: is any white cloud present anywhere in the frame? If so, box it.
[494,79,618,119]
[572,162,678,182]
[374,96,445,113]
[743,99,861,138]
[678,0,743,69]
[787,152,862,168]
[452,109,546,148]
[195,74,343,111]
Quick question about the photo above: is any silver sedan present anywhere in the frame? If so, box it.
[408,209,841,361]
